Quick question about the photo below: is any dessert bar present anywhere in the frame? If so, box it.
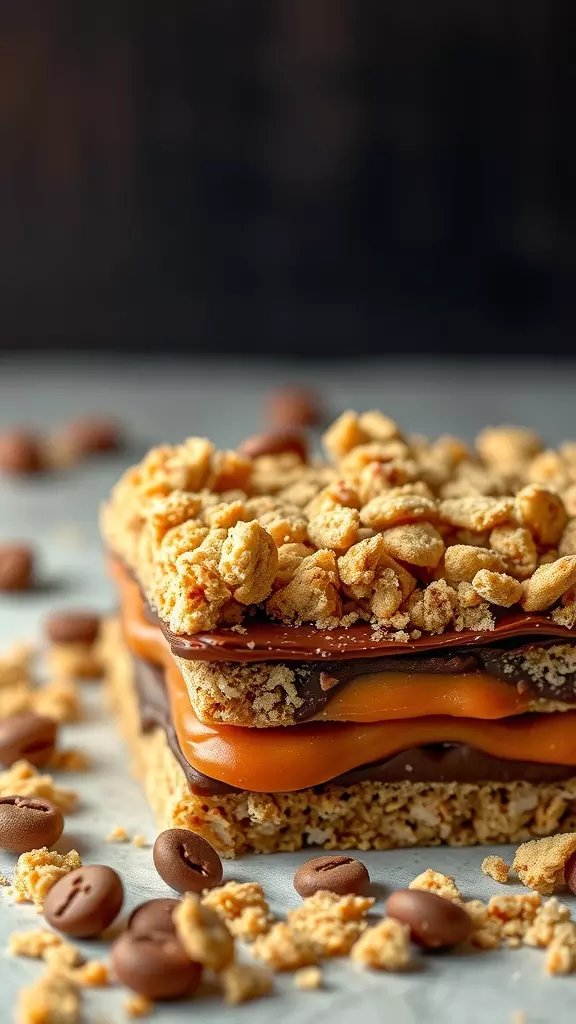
[101,412,576,855]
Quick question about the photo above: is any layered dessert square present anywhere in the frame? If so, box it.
[100,411,576,857]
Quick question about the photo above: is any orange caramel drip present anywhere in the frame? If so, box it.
[110,560,576,792]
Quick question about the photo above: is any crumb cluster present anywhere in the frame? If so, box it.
[0,761,77,813]
[11,848,82,907]
[0,642,80,722]
[102,414,576,638]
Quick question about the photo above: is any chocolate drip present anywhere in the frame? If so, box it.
[131,655,576,797]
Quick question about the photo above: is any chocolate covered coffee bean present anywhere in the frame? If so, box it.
[153,828,223,894]
[0,712,57,768]
[45,610,101,645]
[128,898,181,937]
[0,796,63,853]
[294,855,370,898]
[111,931,202,1000]
[43,865,123,938]
[386,889,471,949]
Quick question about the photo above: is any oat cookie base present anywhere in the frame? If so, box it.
[101,617,576,858]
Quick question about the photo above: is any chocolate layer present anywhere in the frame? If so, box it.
[132,654,576,796]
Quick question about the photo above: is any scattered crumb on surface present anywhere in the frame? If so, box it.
[202,881,272,940]
[132,835,147,848]
[106,825,128,843]
[350,918,412,971]
[16,971,80,1024]
[511,1013,527,1024]
[221,963,273,1005]
[409,868,462,902]
[124,994,153,1018]
[174,893,234,973]
[252,922,319,971]
[512,833,576,894]
[10,930,82,967]
[482,855,510,883]
[0,760,77,813]
[293,966,323,990]
[0,872,10,886]
[13,848,82,907]
[48,749,90,772]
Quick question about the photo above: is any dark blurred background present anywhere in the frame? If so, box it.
[0,1,573,356]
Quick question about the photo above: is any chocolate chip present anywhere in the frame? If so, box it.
[0,713,57,768]
[45,611,101,645]
[0,796,63,853]
[58,417,123,456]
[43,865,124,938]
[128,898,181,937]
[111,930,202,1000]
[386,889,471,949]
[0,545,35,591]
[153,828,223,894]
[0,431,44,475]
[293,855,370,898]
[238,429,308,462]
[267,387,322,428]
[564,852,576,894]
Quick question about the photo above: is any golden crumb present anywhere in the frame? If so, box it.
[9,930,82,967]
[47,642,104,680]
[221,963,273,1005]
[132,834,147,848]
[0,642,33,688]
[34,679,81,723]
[0,761,77,812]
[106,825,128,842]
[124,994,153,1018]
[0,872,10,886]
[510,1012,527,1024]
[69,961,108,988]
[512,833,576,894]
[472,569,523,607]
[202,881,272,940]
[252,922,319,971]
[16,972,80,1024]
[174,892,234,973]
[293,966,323,990]
[350,917,412,971]
[48,749,89,772]
[481,855,510,883]
[409,868,462,902]
[287,891,374,958]
[13,848,82,907]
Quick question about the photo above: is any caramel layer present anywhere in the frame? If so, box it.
[114,559,533,723]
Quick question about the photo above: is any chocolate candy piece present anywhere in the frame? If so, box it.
[128,897,181,936]
[386,889,471,949]
[0,713,57,768]
[238,429,308,463]
[293,855,370,898]
[0,796,63,853]
[111,931,202,1000]
[0,545,34,591]
[60,416,122,456]
[0,431,44,475]
[564,851,576,893]
[153,828,223,894]
[45,611,101,645]
[43,865,123,938]
[267,386,322,428]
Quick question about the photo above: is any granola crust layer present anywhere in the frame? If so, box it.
[102,617,576,858]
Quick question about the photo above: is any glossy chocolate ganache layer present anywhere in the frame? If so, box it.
[132,655,576,796]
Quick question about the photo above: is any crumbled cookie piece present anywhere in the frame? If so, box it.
[481,856,510,883]
[218,521,278,604]
[47,643,104,681]
[521,556,576,612]
[221,963,273,1005]
[67,961,109,987]
[472,569,523,607]
[293,966,323,990]
[322,411,370,460]
[350,917,412,971]
[13,848,82,907]
[523,897,572,948]
[17,972,80,1024]
[34,679,81,724]
[0,642,33,688]
[307,508,359,552]
[439,496,514,532]
[48,749,89,772]
[409,869,462,902]
[360,494,438,530]
[106,825,128,842]
[174,892,234,972]
[202,881,272,940]
[287,891,374,958]
[267,550,341,624]
[252,922,319,971]
[489,526,538,580]
[9,930,82,966]
[0,761,77,812]
[124,994,153,1018]
[515,485,568,547]
[443,544,506,586]
[512,833,576,894]
[380,523,445,568]
[132,834,147,848]
[407,580,457,634]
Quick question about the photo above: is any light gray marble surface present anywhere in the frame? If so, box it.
[0,356,575,1023]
